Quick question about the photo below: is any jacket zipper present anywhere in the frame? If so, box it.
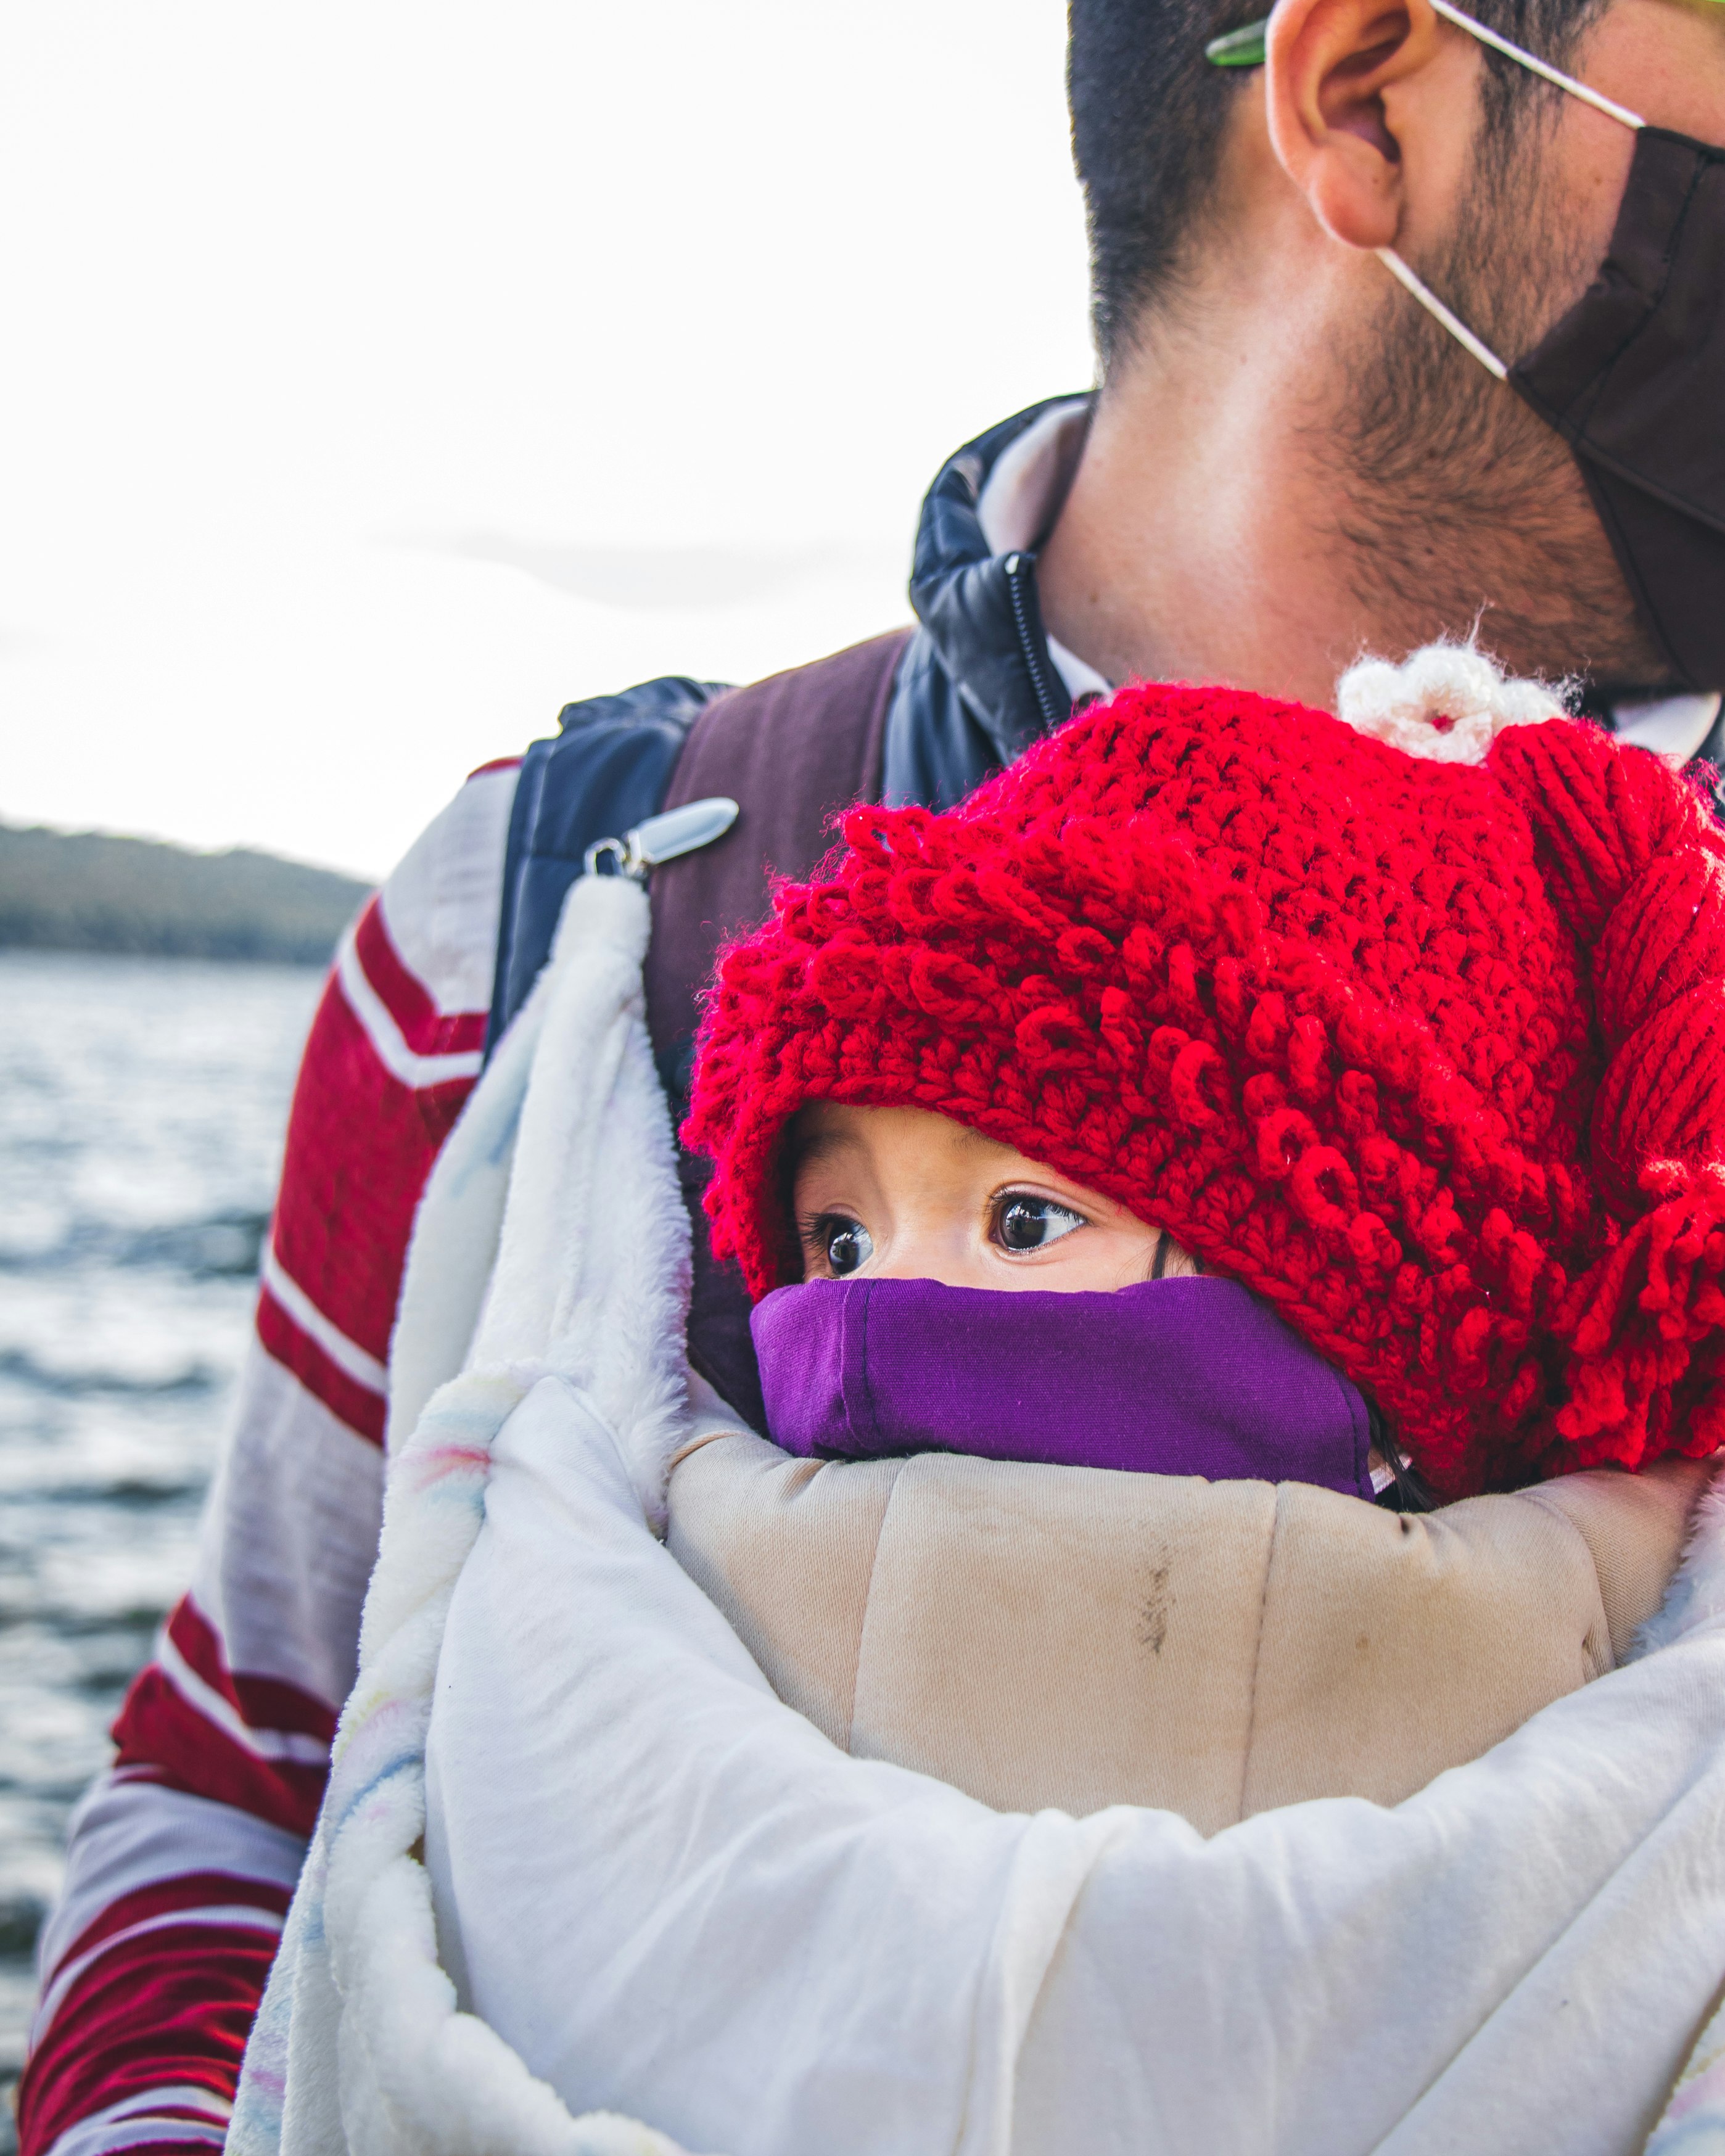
[1003,551,1066,737]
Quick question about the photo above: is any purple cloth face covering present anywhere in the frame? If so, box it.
[751,1276,1375,1501]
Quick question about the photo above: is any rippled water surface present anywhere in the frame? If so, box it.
[0,952,321,2139]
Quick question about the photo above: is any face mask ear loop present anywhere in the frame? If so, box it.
[1374,246,1511,378]
[1375,0,1646,383]
[1428,0,1646,131]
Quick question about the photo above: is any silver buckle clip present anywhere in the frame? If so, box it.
[583,796,739,883]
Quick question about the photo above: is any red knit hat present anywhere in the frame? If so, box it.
[684,659,1725,1498]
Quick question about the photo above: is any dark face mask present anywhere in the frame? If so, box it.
[1211,0,1725,690]
[1509,126,1725,692]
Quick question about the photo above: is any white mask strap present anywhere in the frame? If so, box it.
[1428,0,1646,131]
[1375,245,1512,376]
[1376,0,1645,379]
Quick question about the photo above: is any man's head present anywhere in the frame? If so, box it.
[1071,0,1612,369]
[1053,0,1725,696]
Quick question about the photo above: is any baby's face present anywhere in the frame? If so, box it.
[790,1103,1196,1293]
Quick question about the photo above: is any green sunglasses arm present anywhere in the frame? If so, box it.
[1205,15,1269,65]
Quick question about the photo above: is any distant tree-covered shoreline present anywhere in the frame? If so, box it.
[0,822,373,966]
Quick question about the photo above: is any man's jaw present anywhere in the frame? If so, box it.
[1317,187,1668,693]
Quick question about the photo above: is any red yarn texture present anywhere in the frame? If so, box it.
[685,683,1725,1498]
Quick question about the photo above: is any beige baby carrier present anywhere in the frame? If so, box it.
[669,1422,1705,1831]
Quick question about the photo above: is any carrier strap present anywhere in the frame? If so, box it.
[485,675,725,1055]
[647,628,913,1425]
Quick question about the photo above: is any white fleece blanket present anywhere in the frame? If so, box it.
[429,1386,1725,2156]
[230,871,698,2156]
[234,864,1725,2156]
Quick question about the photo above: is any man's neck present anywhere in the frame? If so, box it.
[1037,323,1378,713]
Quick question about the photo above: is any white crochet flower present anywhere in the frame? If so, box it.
[1335,641,1566,764]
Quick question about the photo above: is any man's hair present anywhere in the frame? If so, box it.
[1068,0,1608,369]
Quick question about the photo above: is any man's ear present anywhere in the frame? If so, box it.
[1264,0,1449,249]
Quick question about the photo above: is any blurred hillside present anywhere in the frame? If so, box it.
[0,823,371,965]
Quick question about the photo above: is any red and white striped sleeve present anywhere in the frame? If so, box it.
[17,759,521,2156]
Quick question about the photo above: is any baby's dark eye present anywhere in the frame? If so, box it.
[819,1216,874,1277]
[994,1194,1087,1253]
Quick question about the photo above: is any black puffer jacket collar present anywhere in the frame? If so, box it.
[884,395,1725,812]
[883,395,1094,812]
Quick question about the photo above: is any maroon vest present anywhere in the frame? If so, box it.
[646,628,912,1423]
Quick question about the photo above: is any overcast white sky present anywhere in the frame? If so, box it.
[1,1,1093,879]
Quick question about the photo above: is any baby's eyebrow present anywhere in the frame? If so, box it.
[785,1123,856,1172]
[955,1124,1056,1175]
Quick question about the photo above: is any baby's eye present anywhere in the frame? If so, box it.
[994,1193,1087,1254]
[819,1216,874,1277]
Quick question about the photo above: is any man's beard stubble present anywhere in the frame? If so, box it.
[1317,116,1670,691]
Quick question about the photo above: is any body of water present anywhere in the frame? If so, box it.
[0,951,321,2137]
